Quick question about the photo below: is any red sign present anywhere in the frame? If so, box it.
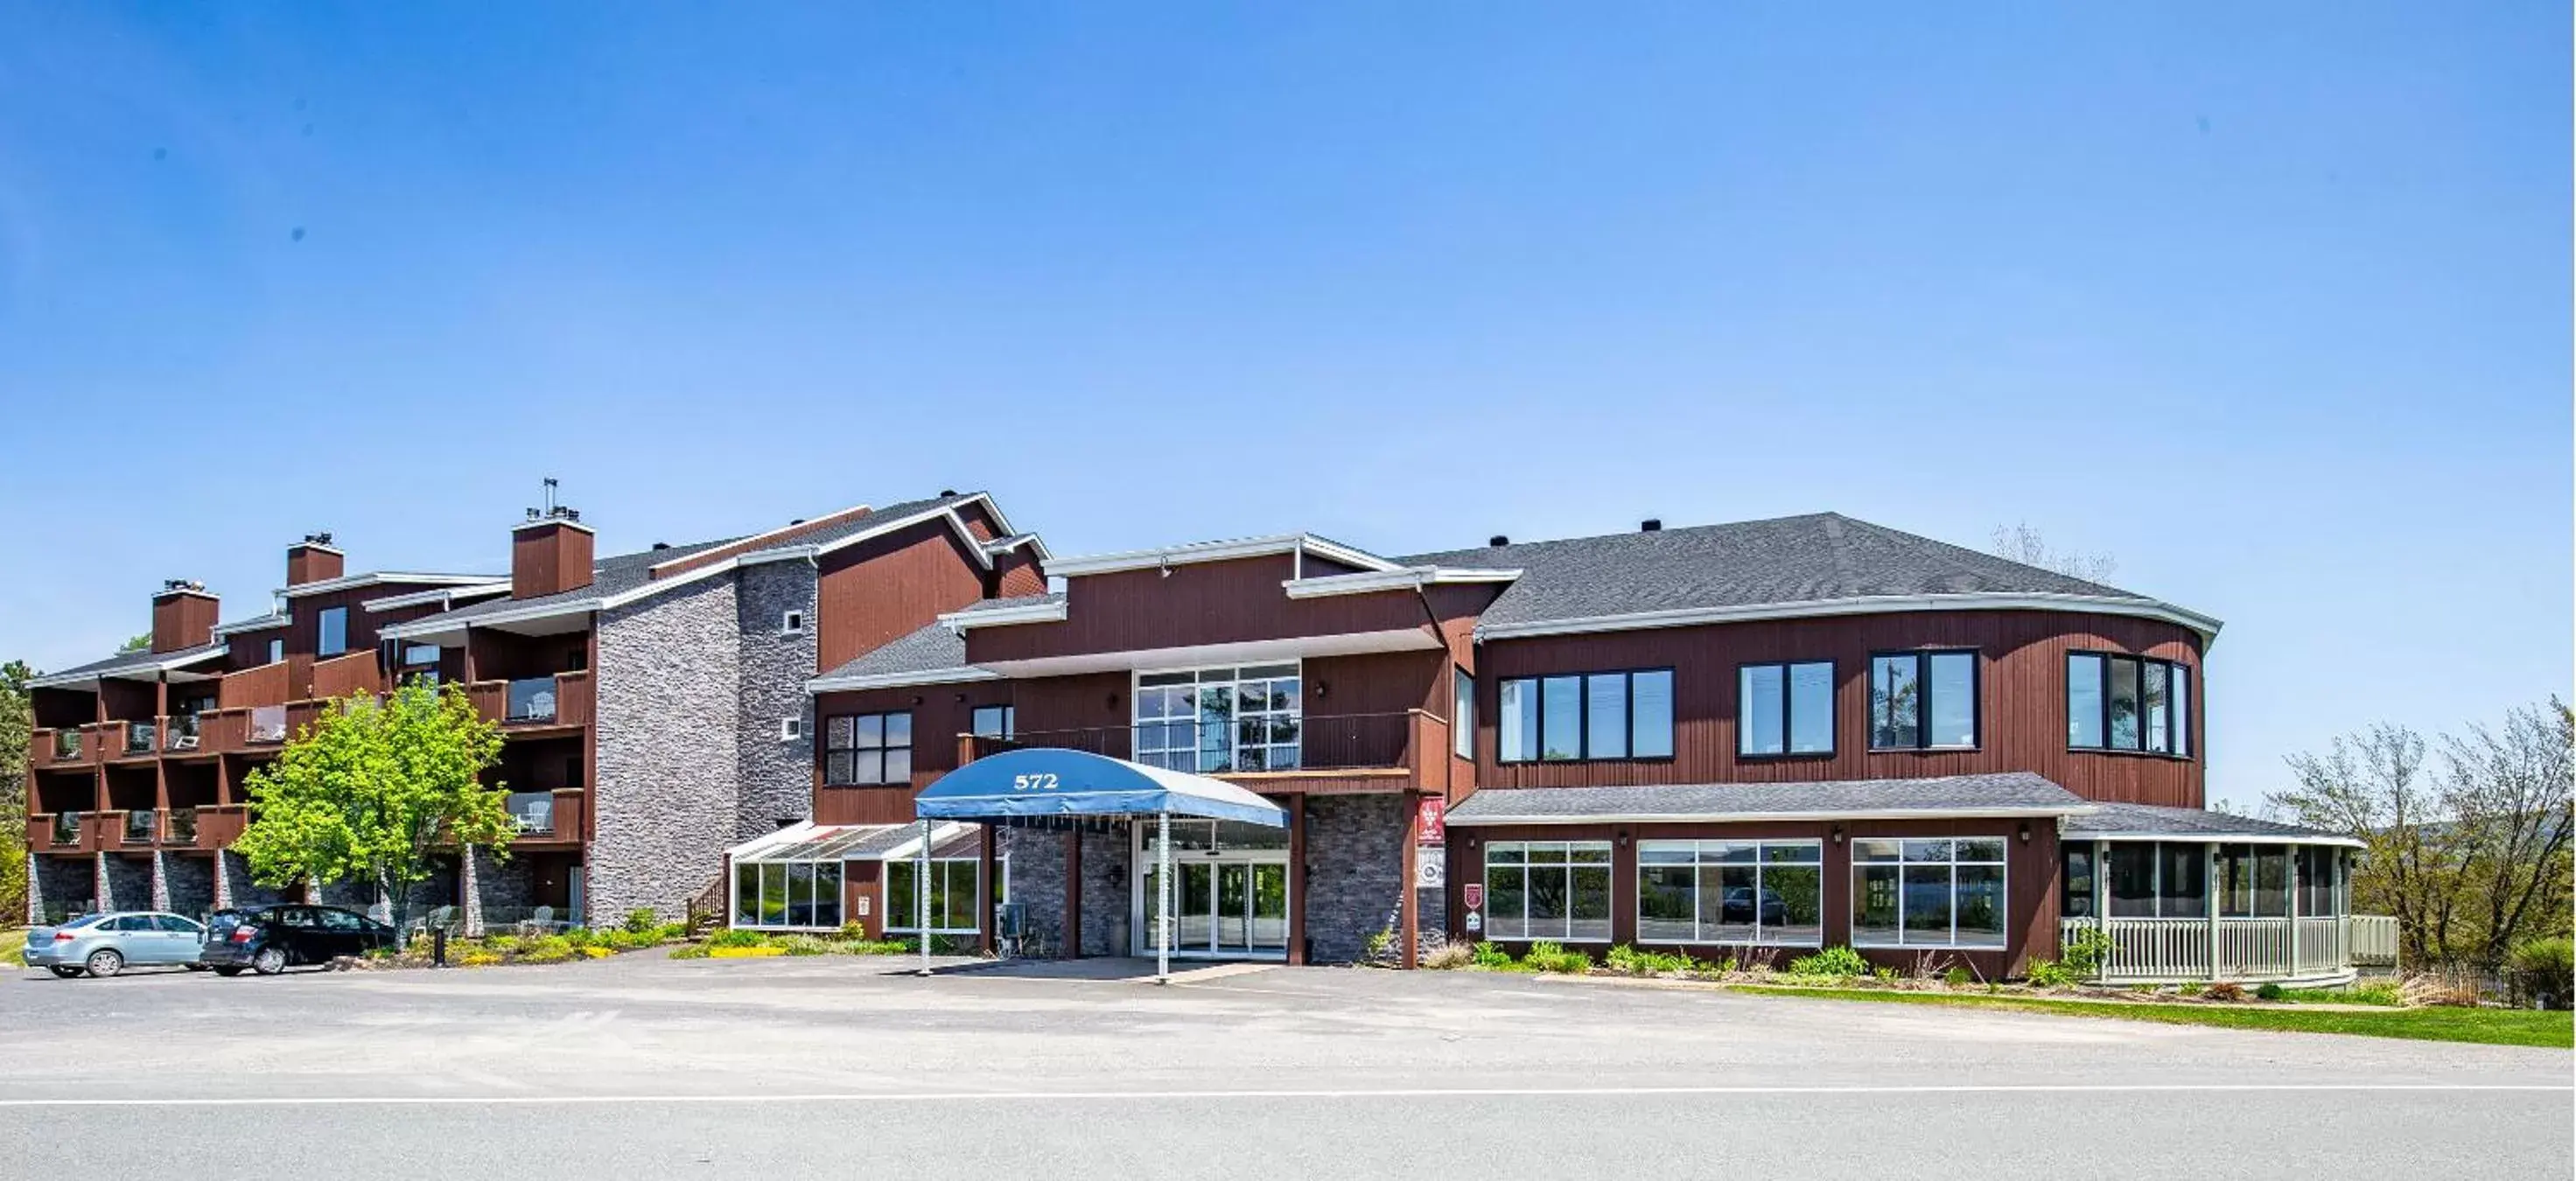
[1417,797,1446,844]
[1462,883,1484,911]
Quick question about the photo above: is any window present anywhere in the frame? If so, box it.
[402,644,441,667]
[1869,652,1977,750]
[732,859,844,929]
[1637,840,1823,946]
[1852,837,2006,947]
[1482,842,1613,941]
[886,857,1003,934]
[317,606,348,657]
[1452,668,1474,760]
[2068,653,2191,756]
[971,705,1015,740]
[780,611,805,635]
[2216,843,2292,919]
[1495,669,1674,762]
[2296,845,2343,918]
[1739,661,1833,756]
[2097,842,2209,919]
[1133,665,1300,772]
[267,638,284,665]
[779,717,802,741]
[2061,845,2096,918]
[823,712,913,786]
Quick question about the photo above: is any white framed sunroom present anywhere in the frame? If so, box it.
[2058,825,2382,985]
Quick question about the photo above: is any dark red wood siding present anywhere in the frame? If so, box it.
[816,519,991,675]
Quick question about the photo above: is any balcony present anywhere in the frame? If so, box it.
[248,704,290,745]
[122,721,158,757]
[960,710,1456,794]
[30,728,89,771]
[40,812,86,850]
[164,807,198,846]
[164,714,201,752]
[472,671,592,732]
[122,809,157,845]
[503,789,586,843]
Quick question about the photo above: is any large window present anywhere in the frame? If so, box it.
[2103,842,2208,919]
[2217,843,2292,918]
[886,857,1003,934]
[317,606,349,657]
[1868,652,1977,750]
[1852,837,2006,947]
[2067,653,2191,756]
[1496,669,1673,762]
[1482,842,1613,941]
[1452,668,1474,759]
[1739,661,1833,756]
[824,712,913,786]
[732,859,844,929]
[1637,840,1823,946]
[971,705,1015,739]
[1134,664,1300,772]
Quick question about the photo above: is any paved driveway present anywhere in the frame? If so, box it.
[3,954,2566,1178]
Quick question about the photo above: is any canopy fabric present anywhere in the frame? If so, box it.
[915,748,1288,828]
[724,821,974,863]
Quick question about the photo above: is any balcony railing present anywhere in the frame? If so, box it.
[2061,914,2397,984]
[122,809,157,844]
[123,722,158,755]
[507,677,558,723]
[165,807,199,845]
[969,712,1423,774]
[506,791,557,834]
[165,714,200,751]
[248,705,289,744]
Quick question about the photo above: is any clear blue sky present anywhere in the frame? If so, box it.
[1,3,2565,809]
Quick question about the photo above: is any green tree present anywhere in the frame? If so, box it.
[233,680,514,936]
[1,660,32,921]
[116,633,150,653]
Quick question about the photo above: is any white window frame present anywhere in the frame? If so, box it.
[1634,839,1825,947]
[1480,840,1615,943]
[779,716,802,741]
[316,606,349,657]
[728,858,846,931]
[780,610,806,635]
[1130,663,1302,773]
[266,638,284,665]
[1850,836,2008,949]
[1452,667,1475,760]
[886,856,1006,935]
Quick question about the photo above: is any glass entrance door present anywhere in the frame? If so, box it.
[1138,828,1291,961]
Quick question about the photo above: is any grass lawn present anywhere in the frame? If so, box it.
[1732,985,2573,1049]
[3,929,24,968]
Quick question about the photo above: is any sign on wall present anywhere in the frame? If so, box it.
[1416,797,1446,844]
[1416,850,1446,889]
[1462,882,1483,911]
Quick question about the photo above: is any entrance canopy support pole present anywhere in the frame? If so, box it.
[1156,810,1172,985]
[917,816,933,977]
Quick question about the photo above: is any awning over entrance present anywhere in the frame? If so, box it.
[914,748,1288,828]
[725,821,978,863]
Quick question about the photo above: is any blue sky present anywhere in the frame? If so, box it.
[1,3,2565,807]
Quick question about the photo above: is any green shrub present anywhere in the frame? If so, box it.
[623,908,662,935]
[838,921,871,941]
[518,936,577,964]
[2177,982,2204,997]
[2253,982,2286,1002]
[2058,925,2116,978]
[2343,979,2404,1006]
[708,928,768,949]
[2025,959,2079,988]
[1942,966,1972,987]
[839,938,911,955]
[1787,946,1868,979]
[668,942,711,960]
[1364,927,1397,963]
[1606,945,1695,975]
[777,934,834,957]
[2508,937,2574,1007]
[1471,942,1515,969]
[1523,940,1592,974]
[482,933,523,955]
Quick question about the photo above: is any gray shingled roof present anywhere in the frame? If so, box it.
[945,591,1062,617]
[396,493,996,632]
[1446,772,2092,824]
[1401,513,2157,631]
[2065,802,2349,842]
[34,642,228,684]
[815,621,972,683]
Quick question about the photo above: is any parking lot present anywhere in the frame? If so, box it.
[4,951,2567,1178]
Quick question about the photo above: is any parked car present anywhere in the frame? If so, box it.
[198,905,398,975]
[23,912,210,978]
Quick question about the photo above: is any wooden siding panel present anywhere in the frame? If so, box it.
[1476,610,2204,807]
[816,519,991,674]
[964,556,1446,664]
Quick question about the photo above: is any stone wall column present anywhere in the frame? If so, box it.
[94,853,113,912]
[150,850,171,912]
[461,846,486,937]
[24,852,39,925]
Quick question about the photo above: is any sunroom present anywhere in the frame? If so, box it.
[2059,804,2391,985]
[723,821,992,936]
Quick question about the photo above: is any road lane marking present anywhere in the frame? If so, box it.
[0,1082,2563,1108]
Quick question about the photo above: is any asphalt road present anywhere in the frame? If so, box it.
[4,953,2566,1179]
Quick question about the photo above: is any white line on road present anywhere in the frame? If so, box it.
[1,1083,2563,1108]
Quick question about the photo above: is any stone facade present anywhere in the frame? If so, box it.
[1301,794,1408,964]
[101,853,151,915]
[1076,828,1132,956]
[219,851,298,911]
[32,853,91,922]
[593,576,742,922]
[164,856,216,919]
[466,846,532,926]
[734,561,819,840]
[998,828,1068,950]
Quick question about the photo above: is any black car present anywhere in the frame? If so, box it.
[199,905,398,975]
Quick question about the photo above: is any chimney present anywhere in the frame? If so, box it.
[150,579,219,653]
[513,508,595,599]
[1640,519,1662,533]
[1488,535,1510,548]
[287,531,344,586]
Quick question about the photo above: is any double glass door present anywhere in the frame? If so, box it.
[1142,859,1289,958]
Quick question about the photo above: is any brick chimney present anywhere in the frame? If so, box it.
[287,532,345,587]
[513,509,595,599]
[150,579,219,653]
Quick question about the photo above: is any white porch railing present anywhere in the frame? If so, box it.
[2062,915,2391,983]
[2348,915,2399,968]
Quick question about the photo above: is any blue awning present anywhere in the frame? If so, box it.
[914,748,1288,828]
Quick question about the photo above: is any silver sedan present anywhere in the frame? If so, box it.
[23,912,209,978]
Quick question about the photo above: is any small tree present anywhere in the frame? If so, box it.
[0,659,32,920]
[116,633,150,653]
[1991,521,2118,585]
[233,680,514,937]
